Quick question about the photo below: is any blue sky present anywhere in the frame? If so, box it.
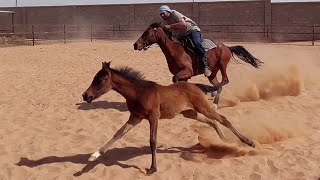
[1,0,320,7]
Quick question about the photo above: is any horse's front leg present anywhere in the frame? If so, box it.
[88,115,142,161]
[172,68,193,83]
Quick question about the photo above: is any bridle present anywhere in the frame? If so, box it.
[141,27,162,50]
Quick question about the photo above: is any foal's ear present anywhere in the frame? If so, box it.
[102,61,111,72]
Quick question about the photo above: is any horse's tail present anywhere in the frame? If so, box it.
[228,45,263,68]
[195,83,217,94]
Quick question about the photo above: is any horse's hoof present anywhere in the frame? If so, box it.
[211,91,217,96]
[146,167,157,175]
[213,104,218,110]
[88,151,101,161]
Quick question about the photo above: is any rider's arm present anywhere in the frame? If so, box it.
[167,11,187,30]
[168,19,187,30]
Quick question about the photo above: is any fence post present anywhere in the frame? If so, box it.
[11,13,14,34]
[91,25,93,42]
[312,25,315,46]
[12,24,15,35]
[112,25,115,39]
[225,25,229,42]
[32,25,35,46]
[64,24,66,44]
[267,25,269,43]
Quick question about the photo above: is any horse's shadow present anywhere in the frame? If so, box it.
[15,145,201,176]
[76,101,128,112]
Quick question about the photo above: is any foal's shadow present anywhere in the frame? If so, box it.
[76,101,128,112]
[16,146,182,176]
[16,144,240,176]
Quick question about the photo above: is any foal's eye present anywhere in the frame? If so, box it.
[99,78,105,83]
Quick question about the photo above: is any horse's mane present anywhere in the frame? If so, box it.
[112,66,146,82]
[150,22,163,29]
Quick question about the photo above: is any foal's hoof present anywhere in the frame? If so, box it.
[88,151,101,161]
[247,140,255,148]
[146,167,157,175]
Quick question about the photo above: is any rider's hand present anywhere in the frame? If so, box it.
[164,25,171,30]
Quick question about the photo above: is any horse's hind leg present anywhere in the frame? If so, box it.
[172,68,193,83]
[209,77,222,109]
[88,115,142,161]
[194,105,255,147]
[219,58,230,87]
[181,110,225,140]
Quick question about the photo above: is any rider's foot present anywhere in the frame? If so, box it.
[204,66,212,77]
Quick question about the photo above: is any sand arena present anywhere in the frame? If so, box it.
[0,41,319,179]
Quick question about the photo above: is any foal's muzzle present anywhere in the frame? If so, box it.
[82,93,93,103]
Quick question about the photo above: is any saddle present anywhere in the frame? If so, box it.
[169,32,217,69]
[180,37,217,53]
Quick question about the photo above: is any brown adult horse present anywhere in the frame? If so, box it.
[82,62,255,175]
[133,22,263,108]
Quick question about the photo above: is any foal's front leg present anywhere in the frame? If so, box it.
[146,114,159,175]
[88,115,142,161]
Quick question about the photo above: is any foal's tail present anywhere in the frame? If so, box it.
[228,45,263,68]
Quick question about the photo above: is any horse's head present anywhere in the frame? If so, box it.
[82,62,113,103]
[133,22,164,51]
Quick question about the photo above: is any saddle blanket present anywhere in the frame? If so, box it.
[201,39,217,51]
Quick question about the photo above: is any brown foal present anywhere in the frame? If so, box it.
[82,62,255,175]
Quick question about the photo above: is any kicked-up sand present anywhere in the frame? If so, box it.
[0,41,319,180]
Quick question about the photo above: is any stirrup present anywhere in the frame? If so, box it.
[204,66,212,77]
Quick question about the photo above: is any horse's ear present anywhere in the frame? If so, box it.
[158,22,164,28]
[151,22,163,30]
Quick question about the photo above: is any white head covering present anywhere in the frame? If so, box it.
[159,5,173,14]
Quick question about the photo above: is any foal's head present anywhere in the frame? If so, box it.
[82,62,113,103]
[133,22,165,51]
[82,62,146,103]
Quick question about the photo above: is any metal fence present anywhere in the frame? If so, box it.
[1,24,319,46]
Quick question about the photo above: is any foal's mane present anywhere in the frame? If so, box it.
[112,66,146,82]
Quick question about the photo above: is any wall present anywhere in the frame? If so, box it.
[0,1,319,41]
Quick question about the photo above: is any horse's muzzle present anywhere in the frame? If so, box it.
[82,93,93,103]
[133,43,139,50]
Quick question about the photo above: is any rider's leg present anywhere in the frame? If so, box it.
[188,30,212,77]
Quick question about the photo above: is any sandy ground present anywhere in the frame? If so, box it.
[0,41,319,180]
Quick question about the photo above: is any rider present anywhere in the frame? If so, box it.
[159,5,212,77]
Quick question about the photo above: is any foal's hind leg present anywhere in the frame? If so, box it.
[194,104,255,147]
[88,115,142,161]
[181,110,225,140]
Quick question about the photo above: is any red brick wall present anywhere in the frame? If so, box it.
[272,2,320,25]
[1,1,319,41]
